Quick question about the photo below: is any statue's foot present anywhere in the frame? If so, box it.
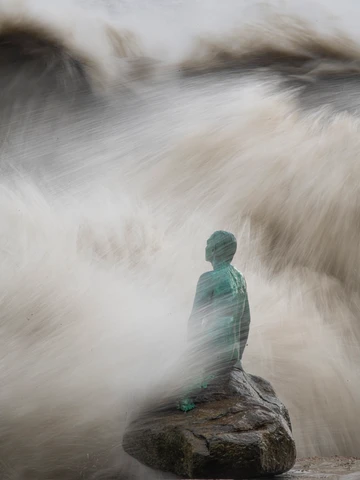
[177,398,196,412]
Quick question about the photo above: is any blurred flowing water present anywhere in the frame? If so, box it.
[1,0,360,477]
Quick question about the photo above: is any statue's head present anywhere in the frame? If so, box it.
[205,230,237,266]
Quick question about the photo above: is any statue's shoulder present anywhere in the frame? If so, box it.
[198,270,214,284]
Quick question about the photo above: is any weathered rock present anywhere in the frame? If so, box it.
[123,366,296,479]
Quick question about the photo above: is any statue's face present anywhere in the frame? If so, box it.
[205,238,215,263]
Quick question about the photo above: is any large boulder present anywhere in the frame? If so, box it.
[123,366,296,479]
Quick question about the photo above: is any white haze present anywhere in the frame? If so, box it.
[1,0,360,478]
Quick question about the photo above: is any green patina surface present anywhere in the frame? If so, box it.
[178,231,251,412]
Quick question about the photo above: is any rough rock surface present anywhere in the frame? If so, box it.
[123,366,296,479]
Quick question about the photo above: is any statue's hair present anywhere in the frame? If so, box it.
[208,230,237,263]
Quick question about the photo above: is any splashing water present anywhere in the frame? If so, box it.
[1,0,360,477]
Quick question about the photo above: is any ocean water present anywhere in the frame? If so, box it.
[1,0,360,477]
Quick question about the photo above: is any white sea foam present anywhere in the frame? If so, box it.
[1,0,360,477]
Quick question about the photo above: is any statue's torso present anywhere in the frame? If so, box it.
[201,265,247,362]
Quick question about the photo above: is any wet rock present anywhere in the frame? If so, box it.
[123,366,296,479]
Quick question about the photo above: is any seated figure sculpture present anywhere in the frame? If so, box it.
[179,230,251,412]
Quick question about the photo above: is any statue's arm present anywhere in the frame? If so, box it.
[239,292,251,360]
[188,272,212,342]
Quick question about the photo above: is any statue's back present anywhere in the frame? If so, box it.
[211,264,246,315]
